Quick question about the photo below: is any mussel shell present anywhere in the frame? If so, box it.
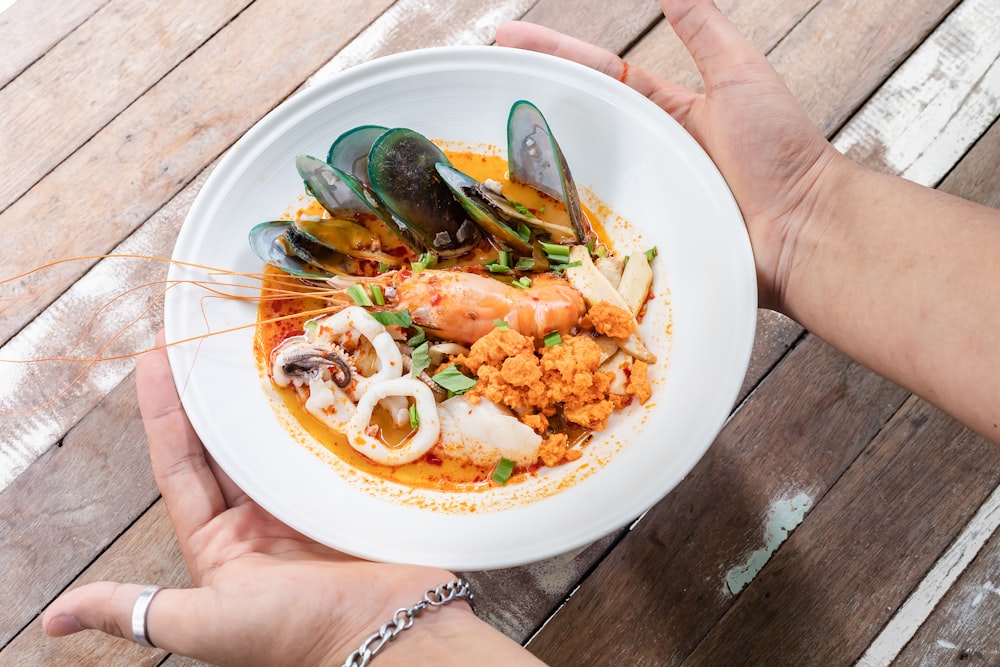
[434,163,533,255]
[506,100,595,245]
[285,228,362,275]
[327,125,388,186]
[296,155,369,217]
[368,128,481,257]
[297,154,424,253]
[292,216,404,266]
[248,221,331,278]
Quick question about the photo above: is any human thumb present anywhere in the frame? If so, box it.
[43,581,196,653]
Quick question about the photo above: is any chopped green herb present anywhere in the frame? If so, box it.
[432,365,477,394]
[509,275,532,289]
[551,260,582,273]
[346,284,373,307]
[378,262,390,274]
[370,309,413,328]
[370,283,385,306]
[512,201,534,218]
[593,244,609,258]
[410,341,430,378]
[409,403,420,429]
[516,222,532,241]
[539,241,570,258]
[493,319,509,330]
[407,326,427,347]
[486,262,512,273]
[303,320,318,332]
[645,246,659,262]
[412,252,437,274]
[543,330,563,347]
[492,457,515,485]
[515,257,537,270]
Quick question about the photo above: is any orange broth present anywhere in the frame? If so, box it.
[254,150,606,491]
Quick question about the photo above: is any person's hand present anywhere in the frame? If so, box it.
[42,331,471,666]
[496,0,848,311]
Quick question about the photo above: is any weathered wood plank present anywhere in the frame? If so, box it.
[0,0,396,347]
[517,0,663,51]
[308,0,537,81]
[833,0,1000,185]
[0,169,203,492]
[528,0,1000,661]
[681,399,999,665]
[889,509,1000,665]
[855,96,1000,667]
[625,0,820,91]
[0,0,253,214]
[0,502,190,666]
[1,1,647,662]
[528,336,910,665]
[0,0,108,87]
[0,373,157,647]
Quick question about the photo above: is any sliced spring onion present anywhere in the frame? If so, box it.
[539,241,570,258]
[492,318,509,330]
[515,257,537,270]
[512,201,534,218]
[492,457,515,485]
[543,330,562,347]
[485,250,512,273]
[346,284,373,307]
[410,341,430,378]
[303,320,318,332]
[645,246,659,262]
[370,283,385,306]
[551,260,582,273]
[409,403,420,429]
[370,309,413,328]
[432,365,477,394]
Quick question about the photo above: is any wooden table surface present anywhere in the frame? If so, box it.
[2,0,999,665]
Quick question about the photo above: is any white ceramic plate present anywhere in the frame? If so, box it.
[165,45,756,570]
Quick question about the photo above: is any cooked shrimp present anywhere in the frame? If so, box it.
[336,269,586,346]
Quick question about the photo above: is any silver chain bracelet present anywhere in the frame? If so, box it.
[341,578,474,667]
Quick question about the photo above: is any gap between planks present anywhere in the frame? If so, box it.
[832,0,1000,661]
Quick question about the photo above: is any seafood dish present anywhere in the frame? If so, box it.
[251,101,659,491]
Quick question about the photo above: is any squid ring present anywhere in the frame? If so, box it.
[345,377,441,466]
[312,306,402,400]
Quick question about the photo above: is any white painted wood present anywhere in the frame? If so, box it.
[833,0,1000,187]
[307,0,535,84]
[855,481,1000,666]
[0,0,536,494]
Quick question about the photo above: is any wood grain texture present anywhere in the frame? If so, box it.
[528,0,1000,663]
[0,0,108,87]
[891,516,1000,665]
[0,502,190,667]
[0,0,252,213]
[518,0,663,52]
[0,168,206,491]
[0,0,395,348]
[528,336,911,665]
[833,0,1000,186]
[682,398,999,665]
[0,373,157,647]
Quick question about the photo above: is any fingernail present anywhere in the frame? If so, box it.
[47,614,84,636]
